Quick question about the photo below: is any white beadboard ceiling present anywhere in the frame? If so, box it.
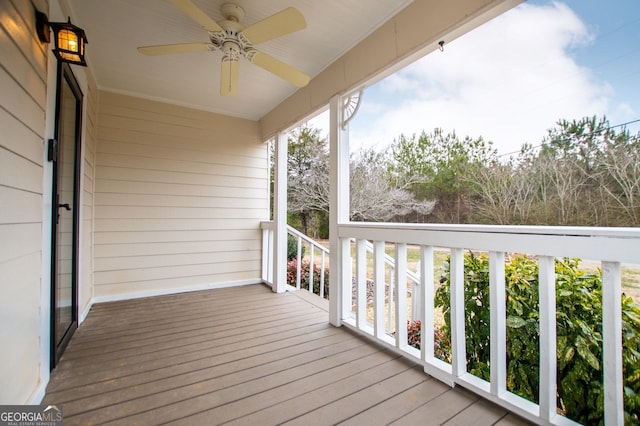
[68,0,412,120]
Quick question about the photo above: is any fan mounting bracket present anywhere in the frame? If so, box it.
[221,3,245,22]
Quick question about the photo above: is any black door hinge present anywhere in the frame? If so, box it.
[47,138,58,162]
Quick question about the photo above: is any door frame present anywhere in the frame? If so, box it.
[50,61,83,368]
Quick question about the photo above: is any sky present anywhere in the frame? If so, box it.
[309,0,640,157]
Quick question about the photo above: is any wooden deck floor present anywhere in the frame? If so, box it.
[44,284,530,425]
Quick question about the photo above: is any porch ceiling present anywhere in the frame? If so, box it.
[67,0,412,120]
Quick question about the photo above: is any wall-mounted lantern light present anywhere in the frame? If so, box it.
[36,10,88,67]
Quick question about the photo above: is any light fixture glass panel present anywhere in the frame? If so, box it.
[58,29,79,53]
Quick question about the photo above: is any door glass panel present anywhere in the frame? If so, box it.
[55,75,77,347]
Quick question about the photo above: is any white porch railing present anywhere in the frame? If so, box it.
[287,225,330,298]
[361,240,422,334]
[261,222,330,298]
[261,222,420,308]
[261,220,640,425]
[339,223,640,426]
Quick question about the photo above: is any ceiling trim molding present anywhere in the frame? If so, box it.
[96,86,259,122]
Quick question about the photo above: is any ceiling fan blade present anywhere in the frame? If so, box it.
[249,50,310,87]
[220,56,239,96]
[241,7,306,45]
[137,42,213,56]
[169,0,224,32]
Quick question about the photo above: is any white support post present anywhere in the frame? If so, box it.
[395,243,408,350]
[450,248,466,378]
[538,255,556,421]
[490,251,506,397]
[421,245,435,363]
[329,95,351,326]
[602,261,623,426]
[373,240,386,339]
[272,132,288,293]
[356,239,367,328]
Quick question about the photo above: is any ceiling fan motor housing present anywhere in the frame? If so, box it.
[208,17,251,60]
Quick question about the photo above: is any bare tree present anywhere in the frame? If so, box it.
[596,138,640,225]
[350,149,434,221]
[467,162,537,225]
[285,127,434,235]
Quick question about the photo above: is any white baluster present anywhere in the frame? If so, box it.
[602,261,623,426]
[538,256,556,421]
[451,248,466,377]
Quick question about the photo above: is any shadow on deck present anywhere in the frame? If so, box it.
[44,284,530,425]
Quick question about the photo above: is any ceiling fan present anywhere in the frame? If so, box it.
[138,0,311,96]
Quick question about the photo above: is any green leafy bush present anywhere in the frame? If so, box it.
[286,258,329,298]
[287,234,305,261]
[427,252,640,424]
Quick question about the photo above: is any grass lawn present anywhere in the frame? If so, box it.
[301,240,640,304]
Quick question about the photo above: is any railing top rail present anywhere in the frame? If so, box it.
[340,222,640,264]
[341,221,640,238]
[261,221,329,254]
[260,221,275,230]
[287,225,330,254]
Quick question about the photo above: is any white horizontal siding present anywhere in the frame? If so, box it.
[95,180,266,199]
[95,166,265,188]
[0,152,43,194]
[0,0,47,404]
[94,228,260,244]
[0,108,43,164]
[94,92,268,298]
[95,206,266,220]
[94,239,258,258]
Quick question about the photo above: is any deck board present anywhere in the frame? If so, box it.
[44,284,531,425]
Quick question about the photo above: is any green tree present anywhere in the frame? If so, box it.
[389,129,497,223]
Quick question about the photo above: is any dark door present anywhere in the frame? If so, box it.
[50,62,83,368]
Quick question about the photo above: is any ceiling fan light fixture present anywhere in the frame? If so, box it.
[222,41,241,59]
[139,1,310,95]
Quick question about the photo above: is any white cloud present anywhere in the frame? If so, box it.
[349,1,614,155]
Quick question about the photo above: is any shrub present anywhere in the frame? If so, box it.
[405,320,451,362]
[287,234,305,261]
[407,320,421,349]
[286,258,329,298]
[425,252,640,424]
